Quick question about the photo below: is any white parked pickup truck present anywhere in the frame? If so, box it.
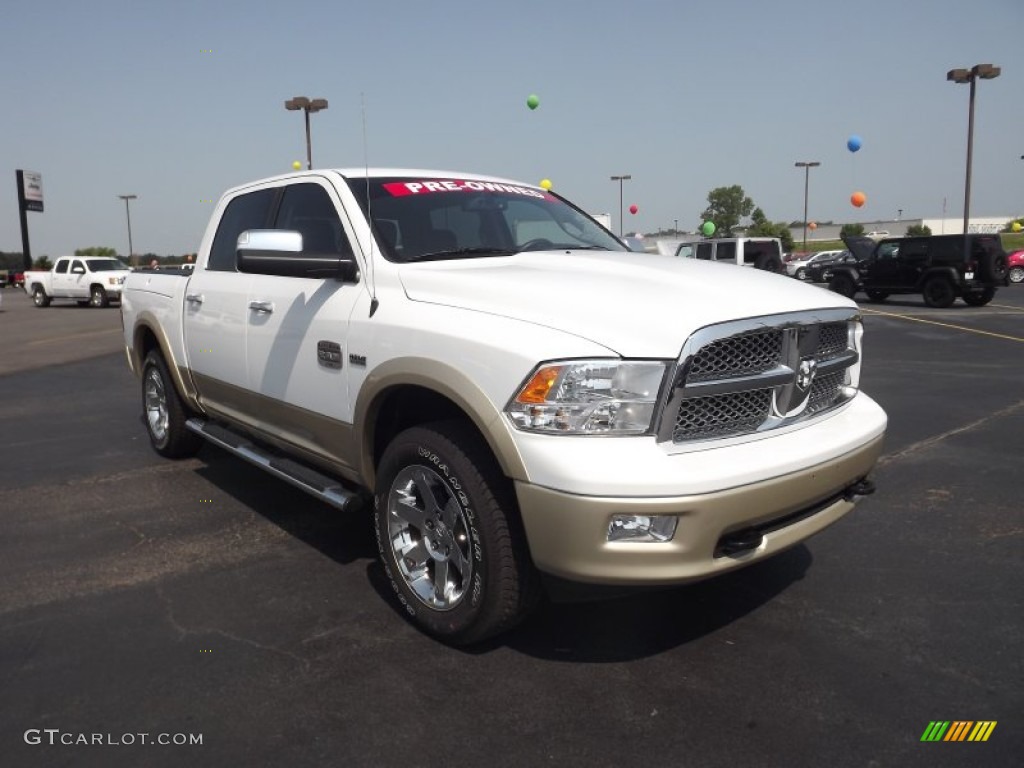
[121,168,887,644]
[25,256,132,307]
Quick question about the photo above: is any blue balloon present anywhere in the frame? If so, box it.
[847,135,863,153]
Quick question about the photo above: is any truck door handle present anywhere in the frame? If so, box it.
[248,300,274,314]
[186,293,204,304]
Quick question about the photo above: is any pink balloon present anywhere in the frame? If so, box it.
[629,204,638,215]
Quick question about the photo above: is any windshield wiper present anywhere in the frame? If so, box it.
[404,247,518,262]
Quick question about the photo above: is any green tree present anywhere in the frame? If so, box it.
[32,256,53,270]
[74,246,118,257]
[701,185,753,237]
[747,207,795,251]
[905,224,932,237]
[840,223,865,238]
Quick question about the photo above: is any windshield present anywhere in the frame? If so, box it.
[346,177,626,262]
[86,259,129,271]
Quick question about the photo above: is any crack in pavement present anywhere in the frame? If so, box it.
[877,399,1024,467]
[155,584,310,671]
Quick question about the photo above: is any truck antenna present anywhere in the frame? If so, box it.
[362,92,379,317]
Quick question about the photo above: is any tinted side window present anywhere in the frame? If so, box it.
[209,189,276,271]
[274,183,352,256]
[55,260,68,274]
[929,237,962,263]
[71,260,85,272]
[899,240,929,260]
[696,243,713,260]
[715,242,736,262]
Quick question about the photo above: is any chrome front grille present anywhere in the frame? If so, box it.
[660,311,860,445]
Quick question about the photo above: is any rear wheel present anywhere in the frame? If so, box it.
[754,253,784,273]
[922,277,955,308]
[962,287,995,307]
[89,285,109,308]
[32,286,50,307]
[1009,266,1024,284]
[142,351,202,458]
[795,267,807,280]
[865,290,889,303]
[828,273,857,299]
[374,421,540,645]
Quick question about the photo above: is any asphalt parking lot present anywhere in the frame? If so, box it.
[0,284,1021,767]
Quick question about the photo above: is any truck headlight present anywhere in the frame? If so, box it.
[108,277,118,285]
[506,360,669,435]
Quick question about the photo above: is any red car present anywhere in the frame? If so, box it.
[1008,250,1024,284]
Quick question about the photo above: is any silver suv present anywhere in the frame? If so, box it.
[674,237,785,273]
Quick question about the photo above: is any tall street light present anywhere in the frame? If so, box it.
[794,161,820,254]
[118,194,137,267]
[610,174,631,236]
[284,96,329,170]
[947,64,1000,252]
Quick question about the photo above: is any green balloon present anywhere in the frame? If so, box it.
[702,221,716,236]
[526,94,539,110]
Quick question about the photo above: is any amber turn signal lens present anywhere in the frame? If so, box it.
[516,365,563,404]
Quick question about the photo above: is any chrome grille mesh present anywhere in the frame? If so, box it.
[816,323,849,361]
[674,389,773,441]
[806,371,846,414]
[686,330,782,382]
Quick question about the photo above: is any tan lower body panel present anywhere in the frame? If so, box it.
[515,434,884,585]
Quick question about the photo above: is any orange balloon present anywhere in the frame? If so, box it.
[808,221,817,230]
[851,191,866,208]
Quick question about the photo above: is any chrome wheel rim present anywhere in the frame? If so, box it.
[386,465,473,611]
[1010,267,1024,284]
[91,289,102,307]
[144,367,169,443]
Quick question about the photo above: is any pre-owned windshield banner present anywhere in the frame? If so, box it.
[382,180,551,199]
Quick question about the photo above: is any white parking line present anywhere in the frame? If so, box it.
[859,308,1024,343]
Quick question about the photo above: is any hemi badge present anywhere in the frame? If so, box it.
[317,341,342,369]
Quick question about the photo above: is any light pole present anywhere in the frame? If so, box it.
[897,208,902,221]
[947,64,1000,250]
[284,96,329,170]
[118,194,137,267]
[674,218,679,237]
[794,161,820,253]
[610,174,631,237]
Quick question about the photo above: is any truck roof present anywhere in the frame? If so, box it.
[225,168,538,197]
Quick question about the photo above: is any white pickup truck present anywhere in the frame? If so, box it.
[121,168,887,644]
[25,256,132,307]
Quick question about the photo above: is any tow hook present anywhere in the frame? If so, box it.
[843,478,876,501]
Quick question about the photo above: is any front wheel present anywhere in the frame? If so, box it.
[375,421,539,645]
[32,286,50,307]
[795,267,807,280]
[1008,266,1024,284]
[828,273,857,299]
[962,287,995,307]
[922,277,955,308]
[142,351,202,458]
[89,285,109,308]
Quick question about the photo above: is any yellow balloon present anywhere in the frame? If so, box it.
[292,161,302,170]
[1013,221,1022,233]
[539,178,552,191]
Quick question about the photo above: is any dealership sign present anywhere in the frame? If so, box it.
[20,170,43,212]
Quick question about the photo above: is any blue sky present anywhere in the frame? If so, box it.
[2,0,1022,257]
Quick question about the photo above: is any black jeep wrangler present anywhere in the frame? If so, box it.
[827,234,1009,308]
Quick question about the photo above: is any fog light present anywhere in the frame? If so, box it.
[607,514,678,543]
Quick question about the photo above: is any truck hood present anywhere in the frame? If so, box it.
[398,251,856,357]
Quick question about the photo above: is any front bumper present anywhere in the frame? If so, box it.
[515,433,883,585]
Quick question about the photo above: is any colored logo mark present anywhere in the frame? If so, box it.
[920,721,996,742]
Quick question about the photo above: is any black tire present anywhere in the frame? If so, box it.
[865,290,889,303]
[922,277,955,308]
[32,285,50,307]
[754,253,784,273]
[374,421,540,645]
[795,267,807,280]
[1008,266,1024,284]
[77,300,90,307]
[141,350,202,458]
[828,273,857,299]
[962,287,995,307]
[89,285,109,308]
